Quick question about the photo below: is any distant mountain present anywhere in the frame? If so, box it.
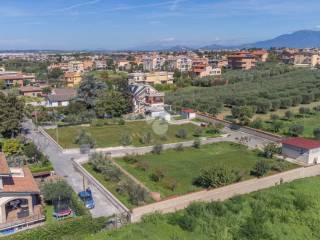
[200,44,239,50]
[245,30,320,49]
[165,45,194,52]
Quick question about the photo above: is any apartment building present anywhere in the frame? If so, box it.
[128,72,174,85]
[68,61,84,73]
[0,70,36,88]
[143,56,166,71]
[227,52,256,70]
[64,72,82,87]
[294,53,320,67]
[174,56,193,72]
[192,62,222,78]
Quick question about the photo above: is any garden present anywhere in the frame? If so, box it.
[45,120,220,149]
[88,176,320,240]
[84,142,297,208]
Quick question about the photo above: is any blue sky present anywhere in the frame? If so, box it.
[1,0,320,50]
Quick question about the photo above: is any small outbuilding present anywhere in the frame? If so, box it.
[181,108,196,120]
[282,137,320,165]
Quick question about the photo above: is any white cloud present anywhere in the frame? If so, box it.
[54,0,101,12]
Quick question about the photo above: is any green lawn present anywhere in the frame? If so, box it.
[83,163,139,209]
[85,176,320,240]
[46,121,218,148]
[115,142,297,198]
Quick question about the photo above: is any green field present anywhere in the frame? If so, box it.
[83,163,140,209]
[259,112,320,138]
[114,142,296,198]
[46,121,218,148]
[86,176,320,240]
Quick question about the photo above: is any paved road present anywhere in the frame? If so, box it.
[22,120,122,218]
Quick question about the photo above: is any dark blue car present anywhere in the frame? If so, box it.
[78,188,95,209]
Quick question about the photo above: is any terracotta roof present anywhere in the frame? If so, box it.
[20,86,43,93]
[182,108,195,113]
[282,137,320,150]
[2,167,40,193]
[0,153,10,175]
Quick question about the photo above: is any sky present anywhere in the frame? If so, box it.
[1,0,320,50]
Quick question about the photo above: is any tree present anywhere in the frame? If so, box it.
[48,68,64,80]
[288,125,304,137]
[193,128,202,137]
[299,107,310,115]
[271,120,284,133]
[74,130,96,148]
[152,144,163,154]
[41,179,73,203]
[193,166,238,189]
[77,76,107,109]
[255,100,271,114]
[176,129,188,139]
[313,128,320,139]
[193,138,201,148]
[285,110,294,120]
[120,134,132,146]
[0,93,25,137]
[231,106,254,125]
[251,160,270,177]
[150,168,165,182]
[2,138,22,156]
[263,143,279,158]
[95,90,131,118]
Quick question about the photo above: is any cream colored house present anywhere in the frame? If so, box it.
[128,72,173,85]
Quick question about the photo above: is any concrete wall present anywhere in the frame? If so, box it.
[130,165,320,223]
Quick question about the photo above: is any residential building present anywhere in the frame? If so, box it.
[64,72,82,87]
[116,60,131,71]
[83,60,94,71]
[94,60,107,70]
[0,70,36,88]
[68,61,84,73]
[143,56,166,71]
[174,56,193,72]
[181,108,196,119]
[19,86,43,97]
[227,52,256,70]
[251,50,269,62]
[192,62,222,78]
[128,84,169,120]
[46,88,77,107]
[0,153,44,233]
[293,54,320,67]
[282,137,320,165]
[48,63,69,72]
[128,72,174,85]
[208,58,228,68]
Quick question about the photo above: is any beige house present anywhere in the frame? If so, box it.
[294,54,320,67]
[128,72,173,85]
[64,72,82,87]
[0,153,43,232]
[143,56,166,71]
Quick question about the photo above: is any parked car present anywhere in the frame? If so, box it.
[78,188,95,209]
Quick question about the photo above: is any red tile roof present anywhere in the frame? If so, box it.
[2,167,40,193]
[282,137,320,150]
[182,108,195,113]
[0,153,10,175]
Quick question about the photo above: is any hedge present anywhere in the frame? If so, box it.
[5,216,107,240]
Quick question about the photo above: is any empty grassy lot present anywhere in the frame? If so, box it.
[46,121,218,149]
[115,142,297,198]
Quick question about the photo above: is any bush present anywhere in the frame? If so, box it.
[250,118,263,129]
[136,160,149,171]
[251,160,270,177]
[313,128,320,139]
[41,179,73,203]
[299,107,310,115]
[120,134,132,146]
[6,216,107,240]
[175,143,184,151]
[271,160,286,172]
[2,138,22,156]
[152,144,163,154]
[139,132,152,145]
[193,128,203,137]
[150,168,166,182]
[193,139,201,148]
[285,110,294,120]
[263,143,280,158]
[288,124,304,136]
[123,155,138,164]
[74,130,95,148]
[163,178,178,191]
[193,166,238,189]
[176,129,188,139]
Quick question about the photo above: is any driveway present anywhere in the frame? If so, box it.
[22,120,123,218]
